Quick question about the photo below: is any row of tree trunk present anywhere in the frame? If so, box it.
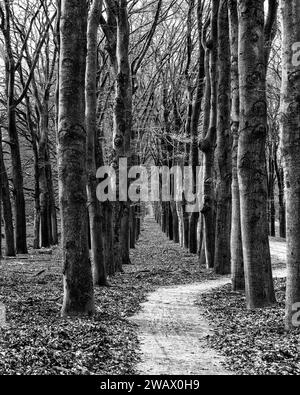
[3,0,298,333]
[58,0,143,316]
[0,0,58,256]
[154,0,300,330]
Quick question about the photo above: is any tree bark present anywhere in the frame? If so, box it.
[199,0,219,269]
[238,0,276,308]
[86,0,107,286]
[7,98,28,254]
[267,146,276,237]
[274,155,286,238]
[46,161,58,245]
[189,0,205,255]
[38,108,51,248]
[2,1,28,254]
[229,0,244,290]
[280,0,300,330]
[59,0,95,317]
[110,0,132,270]
[0,141,16,257]
[32,133,41,250]
[214,0,232,275]
[0,127,2,258]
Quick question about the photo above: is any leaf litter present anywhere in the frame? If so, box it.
[0,217,217,375]
[196,279,300,375]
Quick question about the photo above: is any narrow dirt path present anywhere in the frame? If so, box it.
[131,278,232,375]
[131,218,287,375]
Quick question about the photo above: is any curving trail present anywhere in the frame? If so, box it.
[131,218,287,375]
[131,278,232,375]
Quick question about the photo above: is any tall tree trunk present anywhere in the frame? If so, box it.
[238,0,276,309]
[120,203,131,265]
[267,149,276,237]
[0,142,16,257]
[274,148,286,239]
[46,161,58,245]
[199,0,219,269]
[104,202,115,275]
[86,0,107,286]
[117,0,132,265]
[267,142,276,237]
[129,205,136,249]
[136,203,141,241]
[23,93,40,250]
[39,109,51,248]
[229,0,244,290]
[198,39,211,268]
[171,203,179,243]
[59,0,95,317]
[113,0,132,267]
[3,3,28,254]
[214,0,232,275]
[95,72,114,276]
[167,202,173,241]
[170,144,180,244]
[280,0,300,330]
[0,127,2,258]
[33,148,41,250]
[189,0,205,255]
[7,105,27,254]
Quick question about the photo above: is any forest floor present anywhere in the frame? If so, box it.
[0,217,292,375]
[196,263,300,375]
[196,277,300,375]
[0,217,217,375]
[130,227,288,375]
[195,239,300,375]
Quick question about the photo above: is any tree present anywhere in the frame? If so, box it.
[113,0,132,268]
[199,0,219,269]
[59,0,95,316]
[214,0,232,275]
[99,0,132,271]
[86,0,107,286]
[22,27,58,249]
[280,0,300,330]
[0,125,2,257]
[0,0,56,254]
[229,0,244,290]
[188,0,205,255]
[0,136,15,257]
[238,0,276,308]
[0,0,28,254]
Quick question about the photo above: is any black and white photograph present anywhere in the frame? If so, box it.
[0,0,300,380]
